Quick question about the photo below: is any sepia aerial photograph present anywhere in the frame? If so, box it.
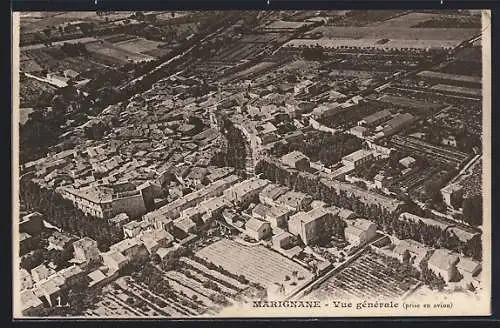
[12,9,490,318]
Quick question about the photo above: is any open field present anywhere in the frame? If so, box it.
[308,250,421,300]
[20,12,134,33]
[115,38,166,54]
[22,48,107,73]
[430,84,482,97]
[377,94,445,115]
[20,59,44,73]
[143,47,173,58]
[86,41,155,64]
[325,10,407,27]
[367,12,441,28]
[263,20,312,30]
[307,26,480,41]
[102,34,138,43]
[21,37,99,51]
[195,238,313,293]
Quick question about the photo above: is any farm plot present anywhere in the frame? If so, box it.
[120,278,203,317]
[458,158,482,197]
[102,34,138,43]
[263,20,312,30]
[115,38,166,55]
[307,26,479,41]
[86,41,154,64]
[195,239,313,293]
[241,33,290,44]
[377,94,444,115]
[180,257,248,291]
[143,47,174,58]
[225,61,277,81]
[367,12,441,28]
[213,41,270,63]
[88,276,210,318]
[309,251,421,300]
[20,59,43,73]
[87,289,156,317]
[22,48,108,73]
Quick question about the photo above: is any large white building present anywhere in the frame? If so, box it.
[57,182,147,219]
[223,177,269,205]
[288,207,331,246]
[344,218,377,246]
[427,249,460,282]
[341,149,374,168]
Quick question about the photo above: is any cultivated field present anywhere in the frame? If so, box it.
[22,48,107,73]
[308,251,421,300]
[377,94,445,115]
[20,12,134,33]
[307,26,480,41]
[114,38,166,54]
[430,84,482,97]
[263,20,311,30]
[195,238,313,295]
[367,12,442,28]
[225,61,277,81]
[458,158,482,197]
[86,275,217,318]
[102,34,138,43]
[20,59,44,73]
[86,41,155,64]
[143,47,173,58]
[84,253,267,318]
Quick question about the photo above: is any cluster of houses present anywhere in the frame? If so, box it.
[19,211,180,316]
[374,237,482,290]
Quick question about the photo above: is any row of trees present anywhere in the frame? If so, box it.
[131,263,178,301]
[462,195,483,227]
[20,179,123,251]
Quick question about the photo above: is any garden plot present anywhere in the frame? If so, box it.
[195,238,313,293]
[309,251,420,300]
